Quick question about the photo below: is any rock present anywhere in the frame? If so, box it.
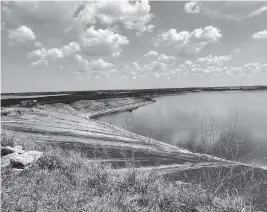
[1,146,14,156]
[1,146,24,157]
[13,146,24,153]
[1,111,8,116]
[1,152,20,167]
[10,151,43,169]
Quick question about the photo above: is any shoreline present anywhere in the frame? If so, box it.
[88,99,156,119]
[2,86,267,107]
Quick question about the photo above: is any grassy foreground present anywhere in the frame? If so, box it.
[2,130,267,212]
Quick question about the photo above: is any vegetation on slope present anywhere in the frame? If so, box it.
[1,130,266,212]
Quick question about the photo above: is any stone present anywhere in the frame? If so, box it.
[1,146,15,156]
[1,152,20,167]
[13,146,24,153]
[1,146,24,157]
[1,111,8,116]
[10,151,43,169]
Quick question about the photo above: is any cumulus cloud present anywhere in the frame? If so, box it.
[158,54,175,62]
[2,1,154,37]
[184,1,201,14]
[122,57,175,80]
[8,25,36,44]
[79,26,129,57]
[88,59,114,71]
[3,1,80,26]
[28,42,80,61]
[155,26,222,56]
[144,50,158,57]
[125,60,176,80]
[197,54,232,66]
[143,60,174,72]
[242,62,267,74]
[145,61,167,71]
[139,53,176,75]
[1,1,12,15]
[30,59,48,68]
[252,30,267,39]
[75,0,154,34]
[179,60,228,75]
[133,62,142,72]
[221,63,267,76]
[184,1,267,21]
[179,57,267,76]
[34,41,43,48]
[75,54,114,73]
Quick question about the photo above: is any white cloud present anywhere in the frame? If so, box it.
[242,62,267,74]
[122,58,175,77]
[75,0,154,34]
[158,54,175,62]
[184,1,267,21]
[184,1,201,14]
[75,54,114,73]
[1,1,12,15]
[155,26,222,56]
[28,42,80,61]
[144,52,176,63]
[89,59,114,71]
[144,60,172,72]
[8,25,36,43]
[75,54,89,68]
[34,41,43,48]
[179,58,267,76]
[248,4,267,18]
[197,54,232,66]
[30,59,48,67]
[3,1,80,26]
[144,50,158,57]
[64,25,73,35]
[180,60,194,69]
[252,30,267,39]
[224,65,257,76]
[234,48,240,53]
[79,26,129,56]
[133,62,142,72]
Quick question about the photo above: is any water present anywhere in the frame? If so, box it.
[98,91,267,165]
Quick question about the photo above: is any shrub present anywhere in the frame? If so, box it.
[1,130,15,147]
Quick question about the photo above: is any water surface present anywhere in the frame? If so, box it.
[98,91,267,165]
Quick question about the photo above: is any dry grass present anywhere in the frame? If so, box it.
[1,129,266,211]
[2,145,247,212]
[173,111,267,211]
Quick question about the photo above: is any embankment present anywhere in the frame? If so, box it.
[1,97,267,194]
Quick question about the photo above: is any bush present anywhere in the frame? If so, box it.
[37,153,64,170]
[1,130,15,147]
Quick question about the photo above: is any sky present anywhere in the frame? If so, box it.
[1,1,267,92]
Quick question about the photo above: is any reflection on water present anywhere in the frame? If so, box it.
[98,91,267,165]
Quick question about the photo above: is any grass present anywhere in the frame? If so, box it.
[1,146,246,212]
[2,130,267,211]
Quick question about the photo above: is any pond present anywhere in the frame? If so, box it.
[98,91,267,166]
